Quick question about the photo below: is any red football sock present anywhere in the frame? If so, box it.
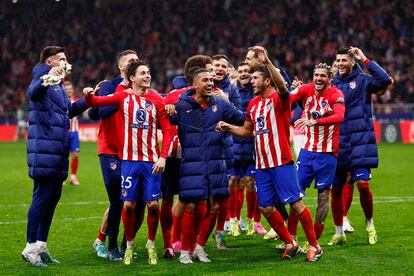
[71,157,78,175]
[216,199,228,231]
[314,222,325,240]
[298,208,318,247]
[246,190,256,219]
[236,186,245,220]
[228,188,237,218]
[342,183,354,216]
[253,195,261,222]
[357,181,373,219]
[265,211,293,244]
[181,210,196,251]
[171,214,182,243]
[331,185,344,226]
[122,207,135,241]
[147,206,160,241]
[134,204,145,234]
[97,230,106,242]
[189,201,207,250]
[287,215,299,236]
[197,211,217,247]
[160,198,173,249]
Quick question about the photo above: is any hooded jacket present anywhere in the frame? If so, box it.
[170,88,244,202]
[27,63,88,180]
[332,61,391,171]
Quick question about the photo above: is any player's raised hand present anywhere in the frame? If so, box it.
[253,46,270,65]
[294,118,316,130]
[165,104,176,115]
[49,67,64,76]
[152,157,166,174]
[124,88,134,95]
[82,87,95,96]
[291,76,303,89]
[213,88,229,100]
[215,121,231,132]
[350,46,367,62]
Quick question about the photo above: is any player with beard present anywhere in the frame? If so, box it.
[216,46,323,262]
[287,63,345,247]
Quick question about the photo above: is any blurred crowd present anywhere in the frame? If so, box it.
[0,0,413,121]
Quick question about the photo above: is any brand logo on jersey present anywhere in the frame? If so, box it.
[349,81,356,89]
[136,108,146,124]
[110,162,117,170]
[212,104,217,112]
[257,116,265,129]
[336,97,344,103]
[311,110,321,119]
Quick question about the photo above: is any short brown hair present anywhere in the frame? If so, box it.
[116,50,138,64]
[184,55,213,83]
[212,54,229,61]
[336,47,355,59]
[40,46,65,63]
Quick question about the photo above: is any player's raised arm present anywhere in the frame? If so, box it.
[252,46,288,95]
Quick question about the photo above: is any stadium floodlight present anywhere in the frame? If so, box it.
[12,0,18,4]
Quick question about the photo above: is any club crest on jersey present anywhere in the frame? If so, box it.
[257,115,265,129]
[211,104,217,112]
[145,101,153,112]
[136,108,146,124]
[349,81,356,89]
[305,97,312,106]
[110,162,117,170]
[265,101,273,111]
[122,189,128,197]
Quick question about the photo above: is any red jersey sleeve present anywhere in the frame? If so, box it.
[315,88,345,125]
[153,95,173,159]
[84,91,126,107]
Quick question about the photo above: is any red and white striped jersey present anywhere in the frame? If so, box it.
[290,83,345,154]
[246,91,293,169]
[164,86,192,159]
[85,89,172,162]
[70,97,79,132]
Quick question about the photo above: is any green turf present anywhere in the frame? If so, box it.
[0,142,413,275]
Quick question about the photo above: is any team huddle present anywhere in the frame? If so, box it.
[22,45,392,267]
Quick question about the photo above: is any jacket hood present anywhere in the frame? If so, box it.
[32,63,52,79]
[335,63,362,83]
[172,76,188,89]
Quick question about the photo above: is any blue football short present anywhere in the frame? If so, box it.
[120,160,162,202]
[231,159,256,179]
[255,163,304,207]
[297,149,337,190]
[70,131,80,152]
[334,168,372,185]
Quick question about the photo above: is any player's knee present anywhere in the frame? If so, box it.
[259,206,273,217]
[147,200,159,211]
[290,199,305,216]
[229,176,238,188]
[245,177,255,191]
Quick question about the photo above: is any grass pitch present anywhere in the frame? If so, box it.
[0,142,413,275]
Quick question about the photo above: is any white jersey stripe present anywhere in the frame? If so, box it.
[327,125,334,152]
[269,100,281,165]
[131,97,139,161]
[122,96,130,159]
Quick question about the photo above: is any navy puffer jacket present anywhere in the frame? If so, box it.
[170,88,244,202]
[233,82,255,161]
[332,61,391,171]
[27,63,88,180]
[215,75,241,169]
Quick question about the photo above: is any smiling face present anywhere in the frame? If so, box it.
[245,50,261,73]
[335,53,355,77]
[193,71,213,98]
[251,71,268,96]
[237,64,251,86]
[213,58,228,82]
[130,65,151,88]
[313,68,331,93]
